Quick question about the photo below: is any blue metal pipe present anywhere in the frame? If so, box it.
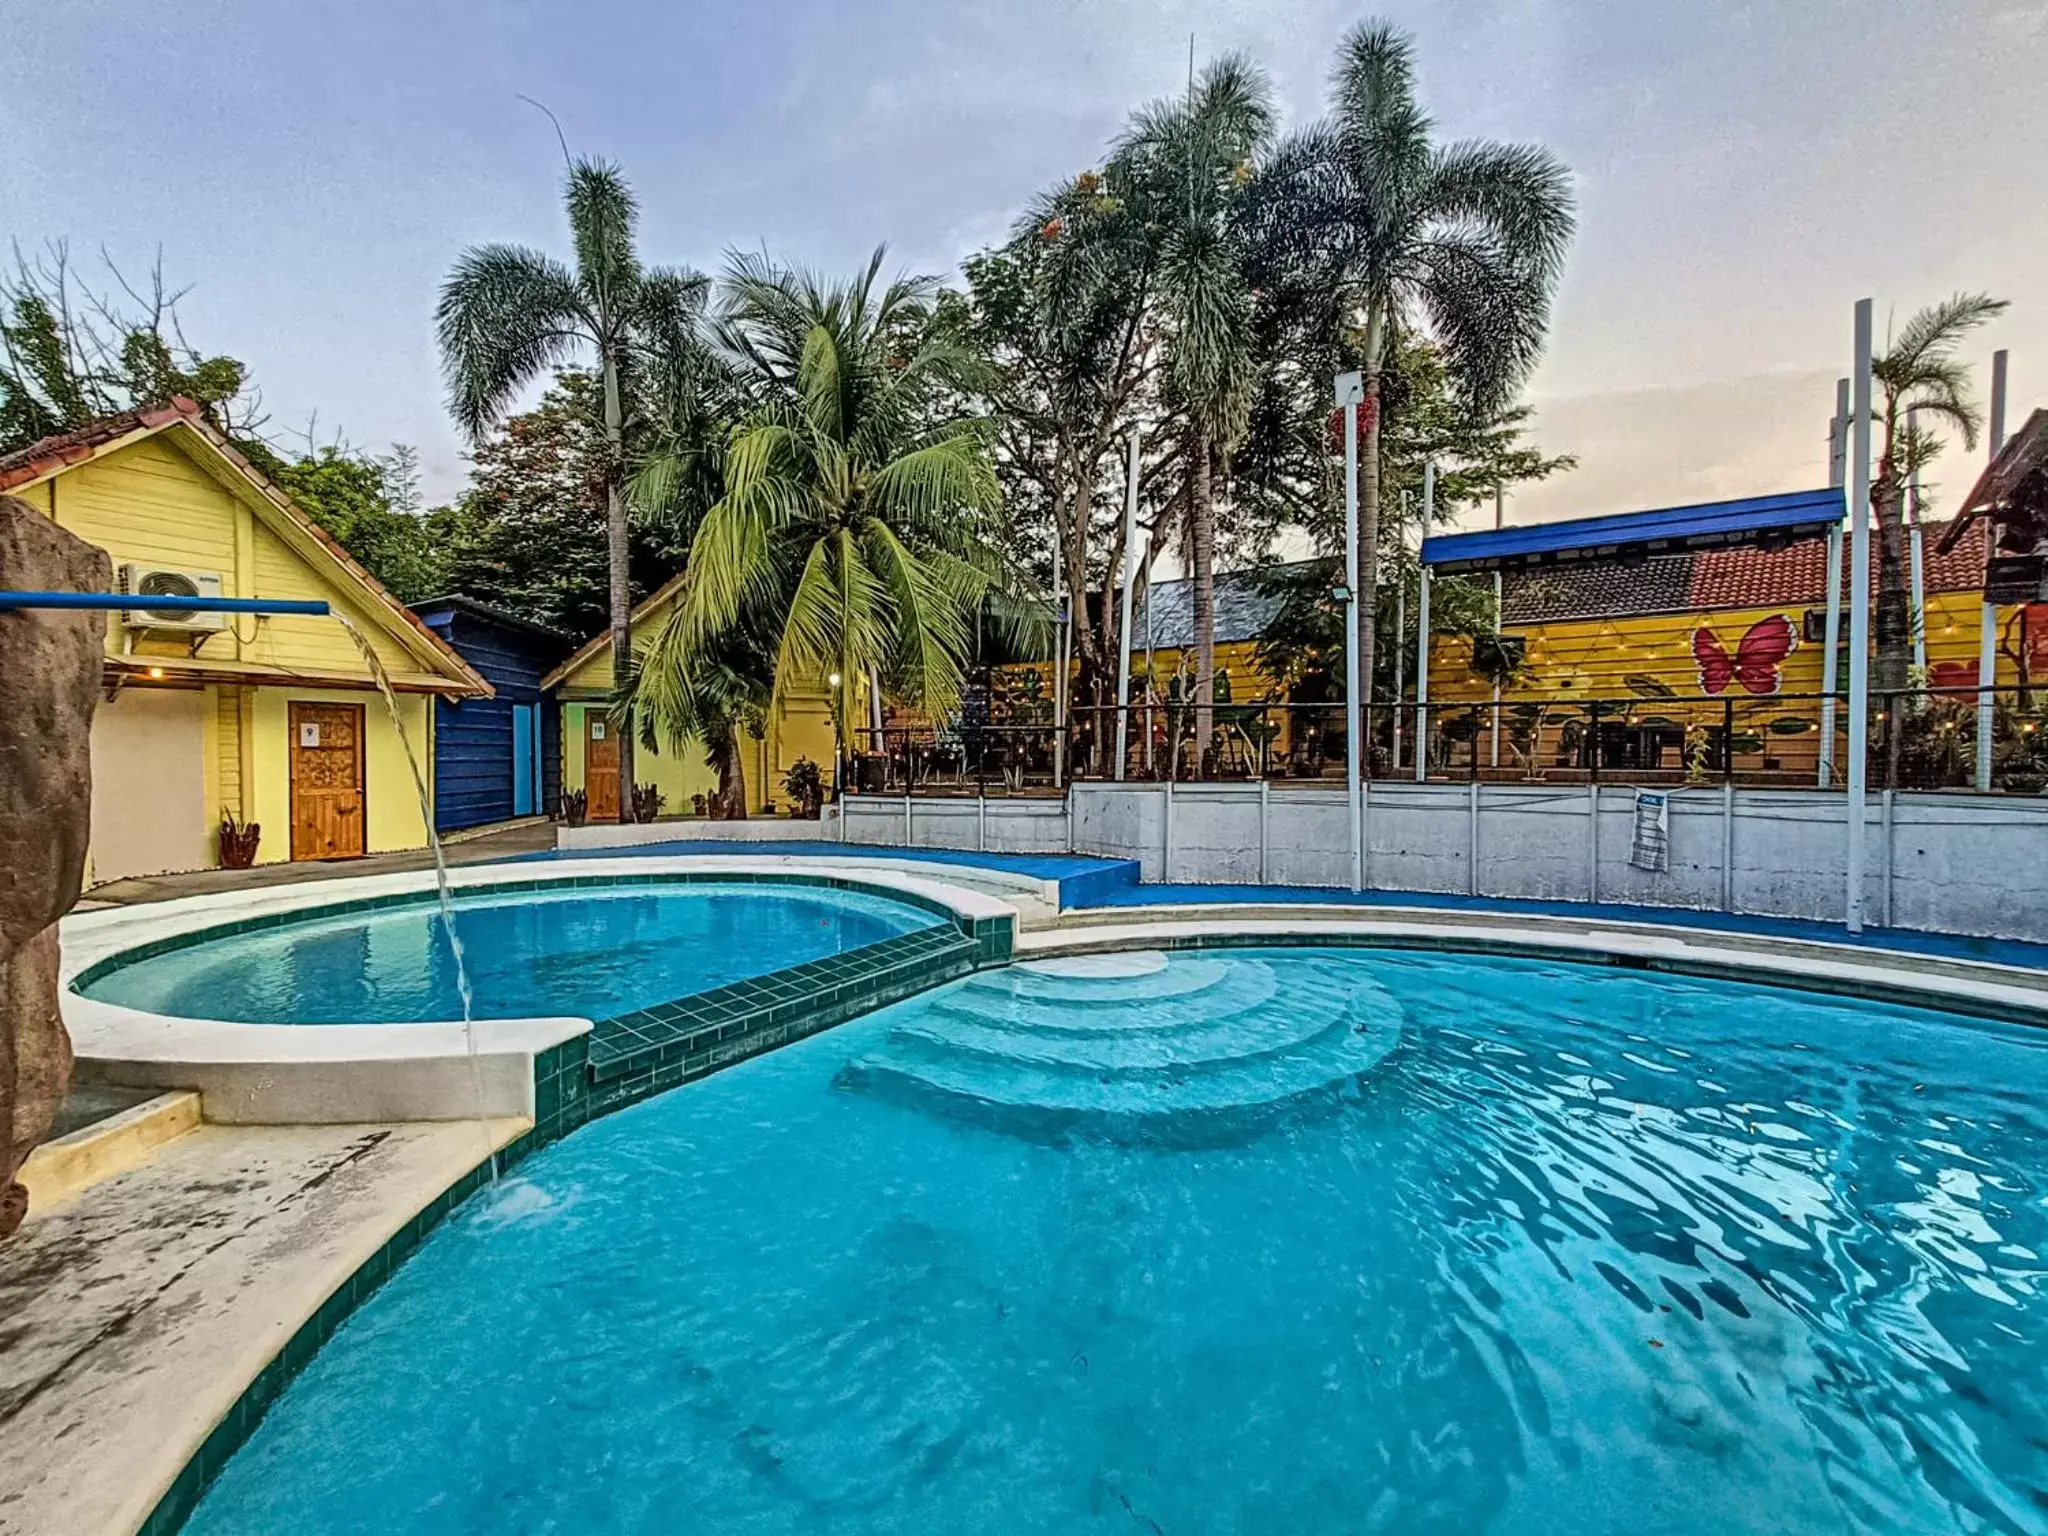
[0,591,330,615]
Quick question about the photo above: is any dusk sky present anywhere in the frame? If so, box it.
[7,0,2044,531]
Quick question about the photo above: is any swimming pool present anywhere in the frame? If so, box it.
[79,880,945,1024]
[185,946,2048,1533]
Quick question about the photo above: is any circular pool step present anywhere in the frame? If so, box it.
[839,954,1403,1147]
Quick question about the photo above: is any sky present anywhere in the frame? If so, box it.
[6,0,2046,534]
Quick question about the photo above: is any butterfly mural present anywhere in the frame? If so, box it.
[1693,614,1796,696]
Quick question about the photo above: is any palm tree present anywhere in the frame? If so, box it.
[1266,21,1573,707]
[1109,55,1276,766]
[1869,293,2008,691]
[437,158,708,820]
[633,611,770,819]
[649,249,1014,758]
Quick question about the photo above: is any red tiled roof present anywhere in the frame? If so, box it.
[1687,520,1983,611]
[0,398,200,491]
[1504,519,1987,624]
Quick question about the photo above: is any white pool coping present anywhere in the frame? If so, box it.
[1020,907,2048,1025]
[59,857,1017,1125]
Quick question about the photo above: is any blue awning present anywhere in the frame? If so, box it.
[1419,487,1845,575]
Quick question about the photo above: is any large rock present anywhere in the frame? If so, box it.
[0,493,108,1236]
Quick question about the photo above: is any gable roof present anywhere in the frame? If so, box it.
[1935,408,2048,555]
[0,399,488,696]
[411,593,576,646]
[540,568,688,691]
[1129,564,1297,651]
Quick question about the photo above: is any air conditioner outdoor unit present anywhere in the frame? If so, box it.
[117,564,229,633]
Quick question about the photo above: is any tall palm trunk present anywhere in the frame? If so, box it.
[710,728,747,820]
[1355,304,1388,767]
[602,351,636,822]
[1190,429,1217,771]
[1872,475,1914,695]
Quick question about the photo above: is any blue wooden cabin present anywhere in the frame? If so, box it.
[409,596,574,833]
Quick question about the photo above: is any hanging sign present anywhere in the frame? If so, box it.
[590,720,607,741]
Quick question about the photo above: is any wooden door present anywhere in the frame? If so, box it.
[584,711,620,821]
[290,702,366,860]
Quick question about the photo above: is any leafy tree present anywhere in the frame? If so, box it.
[272,443,450,603]
[433,371,688,637]
[1870,293,2008,690]
[1259,20,1574,709]
[647,249,1016,745]
[0,242,258,453]
[957,175,1157,710]
[1107,56,1276,764]
[438,158,710,819]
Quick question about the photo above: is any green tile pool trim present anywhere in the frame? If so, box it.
[71,869,976,994]
[138,902,1013,1536]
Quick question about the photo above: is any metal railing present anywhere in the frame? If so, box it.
[840,686,2048,796]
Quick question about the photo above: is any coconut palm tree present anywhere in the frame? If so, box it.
[648,248,1013,755]
[1108,54,1276,765]
[437,158,709,820]
[1869,292,2008,691]
[1264,21,1574,704]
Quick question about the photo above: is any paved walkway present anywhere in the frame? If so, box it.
[80,820,556,906]
[0,1116,522,1536]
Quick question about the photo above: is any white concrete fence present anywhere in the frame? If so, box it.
[841,782,2048,945]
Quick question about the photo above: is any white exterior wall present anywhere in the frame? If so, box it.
[840,783,2048,945]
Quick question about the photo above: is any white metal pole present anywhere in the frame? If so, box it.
[1819,377,1849,786]
[1391,511,1406,771]
[1114,428,1141,782]
[1339,371,1364,892]
[1906,406,1927,674]
[1976,349,2008,791]
[1414,461,1435,785]
[1846,299,1874,934]
[1490,482,1504,768]
[1051,521,1066,787]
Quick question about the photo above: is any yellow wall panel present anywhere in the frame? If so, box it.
[249,688,433,862]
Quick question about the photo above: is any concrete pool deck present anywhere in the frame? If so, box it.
[0,1115,524,1536]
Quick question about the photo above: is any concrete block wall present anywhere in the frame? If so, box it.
[839,782,2048,944]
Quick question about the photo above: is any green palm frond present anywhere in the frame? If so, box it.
[435,246,588,440]
[566,159,644,325]
[863,519,972,712]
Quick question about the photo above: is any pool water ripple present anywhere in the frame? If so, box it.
[186,947,2048,1535]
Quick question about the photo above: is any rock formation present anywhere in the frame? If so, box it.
[0,494,108,1236]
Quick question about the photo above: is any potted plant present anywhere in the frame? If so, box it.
[631,784,665,823]
[782,757,824,819]
[691,792,708,817]
[218,809,261,869]
[560,789,588,827]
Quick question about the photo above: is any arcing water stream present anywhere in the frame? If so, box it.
[333,613,498,1180]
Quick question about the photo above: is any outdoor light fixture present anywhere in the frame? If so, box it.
[147,666,165,679]
[828,671,842,688]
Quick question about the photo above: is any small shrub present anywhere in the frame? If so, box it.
[560,789,587,827]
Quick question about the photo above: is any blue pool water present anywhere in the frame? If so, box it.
[81,881,940,1024]
[187,948,2048,1534]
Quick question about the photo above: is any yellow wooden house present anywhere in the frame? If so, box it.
[1421,517,2004,781]
[542,571,842,818]
[0,399,489,882]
